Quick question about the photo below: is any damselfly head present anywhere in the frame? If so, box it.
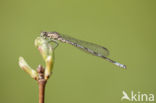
[40,32,48,38]
[41,31,60,39]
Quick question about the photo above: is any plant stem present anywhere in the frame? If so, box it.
[38,79,47,103]
[37,65,47,103]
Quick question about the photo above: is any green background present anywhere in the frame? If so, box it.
[0,0,156,103]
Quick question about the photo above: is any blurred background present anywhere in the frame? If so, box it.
[0,0,156,103]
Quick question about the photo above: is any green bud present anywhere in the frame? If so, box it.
[35,37,53,60]
[35,37,54,80]
[19,57,38,80]
[45,56,53,80]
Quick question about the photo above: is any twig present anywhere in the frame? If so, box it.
[19,37,54,103]
[37,65,47,103]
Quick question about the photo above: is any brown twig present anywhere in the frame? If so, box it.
[37,65,47,103]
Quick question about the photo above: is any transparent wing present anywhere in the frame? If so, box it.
[60,34,109,57]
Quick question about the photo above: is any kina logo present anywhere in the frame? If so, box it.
[121,90,154,102]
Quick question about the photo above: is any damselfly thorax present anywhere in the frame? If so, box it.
[41,31,126,69]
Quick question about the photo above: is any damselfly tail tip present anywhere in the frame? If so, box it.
[114,62,127,69]
[121,64,127,69]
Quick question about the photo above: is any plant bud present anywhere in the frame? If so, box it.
[19,57,38,80]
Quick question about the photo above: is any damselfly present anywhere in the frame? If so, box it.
[41,32,126,69]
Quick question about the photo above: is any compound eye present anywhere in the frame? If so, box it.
[40,32,47,37]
